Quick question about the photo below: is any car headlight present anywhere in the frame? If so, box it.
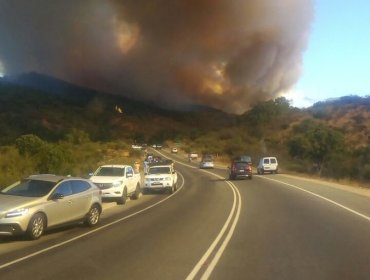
[6,208,29,218]
[112,181,123,187]
[164,177,172,181]
[145,178,151,183]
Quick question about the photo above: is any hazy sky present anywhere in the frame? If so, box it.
[285,0,370,107]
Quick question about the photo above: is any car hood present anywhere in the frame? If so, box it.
[0,195,40,212]
[90,176,124,183]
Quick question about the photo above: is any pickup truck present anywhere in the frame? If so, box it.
[90,165,141,205]
[143,164,178,193]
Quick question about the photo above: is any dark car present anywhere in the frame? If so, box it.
[229,157,253,180]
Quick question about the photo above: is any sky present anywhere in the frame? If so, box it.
[285,0,370,107]
[0,1,368,112]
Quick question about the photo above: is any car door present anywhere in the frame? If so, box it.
[70,180,92,217]
[44,181,77,227]
[126,166,135,193]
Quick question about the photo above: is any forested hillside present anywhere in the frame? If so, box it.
[0,75,369,186]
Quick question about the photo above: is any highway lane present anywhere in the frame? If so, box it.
[0,159,239,279]
[1,149,370,279]
[211,174,370,279]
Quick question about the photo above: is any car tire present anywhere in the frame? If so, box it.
[131,183,141,200]
[85,204,101,227]
[27,213,46,240]
[117,187,127,205]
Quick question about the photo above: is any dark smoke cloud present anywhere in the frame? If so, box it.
[0,0,313,113]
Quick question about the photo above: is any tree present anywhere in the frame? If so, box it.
[287,120,345,175]
[15,134,45,156]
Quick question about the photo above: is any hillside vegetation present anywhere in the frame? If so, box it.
[0,75,369,187]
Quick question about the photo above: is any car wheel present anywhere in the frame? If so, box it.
[168,184,174,194]
[132,183,141,200]
[85,204,101,227]
[27,213,45,240]
[117,187,127,205]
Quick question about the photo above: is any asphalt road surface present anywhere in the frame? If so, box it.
[1,150,370,280]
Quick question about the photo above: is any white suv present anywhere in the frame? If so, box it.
[257,157,278,174]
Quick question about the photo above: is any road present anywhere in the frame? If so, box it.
[1,150,370,279]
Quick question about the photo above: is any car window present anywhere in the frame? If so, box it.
[234,162,248,169]
[126,167,134,177]
[271,158,277,164]
[55,182,73,196]
[95,167,125,176]
[70,180,90,194]
[149,167,171,174]
[264,158,269,164]
[0,179,55,197]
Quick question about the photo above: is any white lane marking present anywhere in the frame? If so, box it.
[259,176,370,222]
[185,170,242,280]
[0,173,185,270]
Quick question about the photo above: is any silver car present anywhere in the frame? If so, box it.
[0,175,102,240]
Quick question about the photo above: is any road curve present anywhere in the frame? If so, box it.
[1,150,370,279]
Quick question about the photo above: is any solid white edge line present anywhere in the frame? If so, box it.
[259,176,370,222]
[0,172,185,270]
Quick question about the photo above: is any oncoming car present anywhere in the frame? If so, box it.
[0,175,102,240]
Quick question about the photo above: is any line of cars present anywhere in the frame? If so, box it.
[0,160,178,241]
[228,156,279,180]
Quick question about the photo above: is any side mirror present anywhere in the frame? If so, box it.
[88,172,94,177]
[126,173,133,178]
[51,193,64,200]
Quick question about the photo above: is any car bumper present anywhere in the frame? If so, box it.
[99,187,123,199]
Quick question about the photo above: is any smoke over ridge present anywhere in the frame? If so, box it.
[0,0,313,113]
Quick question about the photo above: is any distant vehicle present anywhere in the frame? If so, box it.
[188,152,198,160]
[257,157,278,174]
[199,158,214,169]
[171,147,178,153]
[0,175,102,240]
[131,144,142,149]
[229,156,253,180]
[143,164,178,194]
[90,165,141,205]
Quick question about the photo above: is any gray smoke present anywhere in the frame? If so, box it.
[0,0,314,113]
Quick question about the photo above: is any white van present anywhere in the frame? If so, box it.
[257,157,278,174]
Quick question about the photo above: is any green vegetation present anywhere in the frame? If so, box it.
[0,78,369,187]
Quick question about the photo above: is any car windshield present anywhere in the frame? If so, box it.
[95,167,125,176]
[0,179,56,197]
[149,167,171,174]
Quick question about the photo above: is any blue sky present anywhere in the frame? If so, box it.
[285,0,370,107]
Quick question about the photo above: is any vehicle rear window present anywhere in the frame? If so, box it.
[149,167,171,174]
[271,158,277,164]
[233,162,248,169]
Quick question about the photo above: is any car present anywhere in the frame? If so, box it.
[199,158,214,169]
[188,152,198,160]
[171,147,178,153]
[257,157,278,174]
[143,164,178,194]
[0,174,102,240]
[89,165,141,205]
[229,156,253,180]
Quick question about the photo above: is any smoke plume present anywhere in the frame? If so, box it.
[0,0,313,113]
